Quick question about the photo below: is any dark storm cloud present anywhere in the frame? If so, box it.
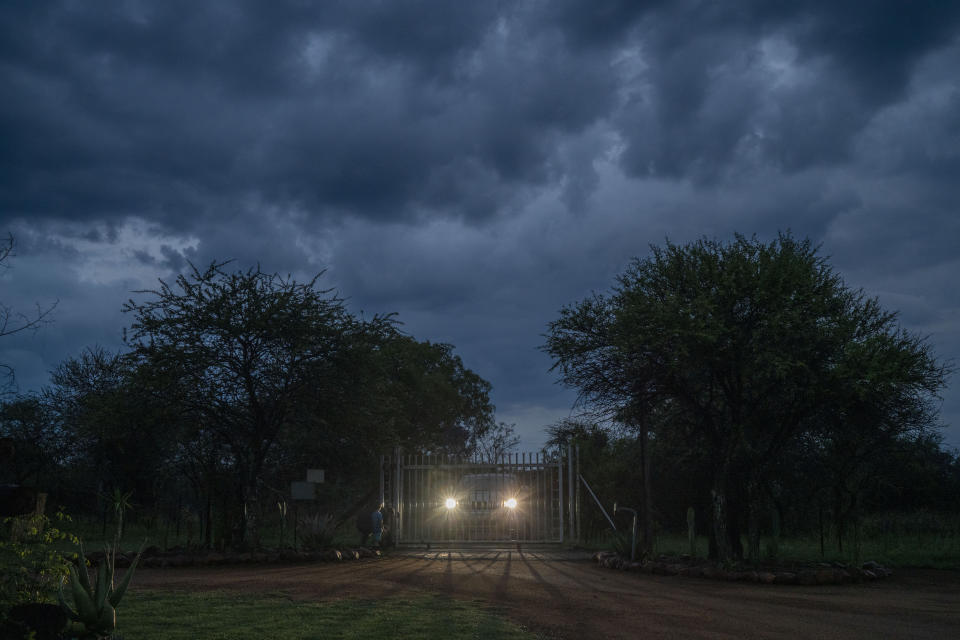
[4,1,958,224]
[0,0,618,227]
[602,0,960,180]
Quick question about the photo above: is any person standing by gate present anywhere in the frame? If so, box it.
[381,503,396,548]
[358,504,387,548]
[370,504,384,548]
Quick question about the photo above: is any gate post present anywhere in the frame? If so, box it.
[558,448,564,543]
[567,445,575,542]
[379,454,385,508]
[575,444,581,543]
[394,447,402,544]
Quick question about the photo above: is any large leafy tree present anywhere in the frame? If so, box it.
[122,261,497,547]
[545,233,949,562]
[123,262,360,547]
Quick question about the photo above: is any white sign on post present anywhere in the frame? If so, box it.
[306,469,325,483]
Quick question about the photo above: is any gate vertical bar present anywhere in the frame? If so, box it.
[412,453,418,542]
[575,444,581,543]
[533,451,540,541]
[541,451,547,542]
[407,451,412,544]
[542,451,547,541]
[501,453,507,540]
[379,454,385,509]
[558,448,564,543]
[423,453,429,543]
[541,451,546,541]
[417,453,422,541]
[521,452,526,541]
[394,447,402,544]
[567,445,575,542]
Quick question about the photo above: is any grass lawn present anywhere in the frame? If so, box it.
[117,590,536,640]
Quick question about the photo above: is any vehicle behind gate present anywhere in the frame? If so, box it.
[442,473,526,541]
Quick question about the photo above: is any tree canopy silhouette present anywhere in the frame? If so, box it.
[545,233,950,562]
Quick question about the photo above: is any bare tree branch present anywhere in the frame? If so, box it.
[0,234,59,338]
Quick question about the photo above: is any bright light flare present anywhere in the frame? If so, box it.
[445,498,457,509]
[504,498,518,509]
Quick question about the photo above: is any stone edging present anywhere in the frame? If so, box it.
[593,552,893,585]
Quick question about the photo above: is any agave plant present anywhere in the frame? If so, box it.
[57,541,144,638]
[298,512,336,551]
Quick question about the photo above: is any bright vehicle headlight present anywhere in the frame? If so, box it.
[504,498,518,509]
[445,497,457,509]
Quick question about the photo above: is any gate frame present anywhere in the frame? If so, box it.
[380,447,581,546]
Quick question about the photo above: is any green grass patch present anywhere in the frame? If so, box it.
[117,590,536,640]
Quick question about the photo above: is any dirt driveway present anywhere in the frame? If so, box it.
[134,547,960,639]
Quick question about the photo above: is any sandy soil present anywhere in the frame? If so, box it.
[133,547,960,639]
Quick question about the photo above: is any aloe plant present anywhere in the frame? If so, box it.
[57,541,144,638]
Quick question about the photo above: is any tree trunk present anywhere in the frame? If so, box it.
[769,504,781,560]
[228,483,246,549]
[711,487,733,564]
[746,477,762,564]
[243,481,261,549]
[818,499,825,558]
[204,491,212,550]
[834,485,844,554]
[640,428,654,556]
[851,493,861,564]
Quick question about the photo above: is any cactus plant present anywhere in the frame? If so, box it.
[57,541,144,638]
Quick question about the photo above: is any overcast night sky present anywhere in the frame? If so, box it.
[1,1,958,451]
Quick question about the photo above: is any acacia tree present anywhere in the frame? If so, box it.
[545,233,949,563]
[123,262,361,547]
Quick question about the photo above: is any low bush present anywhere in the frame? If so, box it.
[0,510,79,610]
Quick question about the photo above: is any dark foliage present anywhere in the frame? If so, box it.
[545,233,952,562]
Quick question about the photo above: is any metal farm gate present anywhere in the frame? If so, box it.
[380,450,575,545]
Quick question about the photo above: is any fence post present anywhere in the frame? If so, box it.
[379,454,385,508]
[575,444,581,543]
[567,445,575,543]
[558,448,564,543]
[394,447,402,544]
